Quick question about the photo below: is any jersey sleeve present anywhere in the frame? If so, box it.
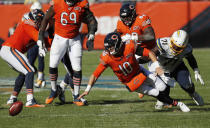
[24,24,39,41]
[116,20,123,34]
[93,63,107,78]
[137,14,152,31]
[135,45,150,57]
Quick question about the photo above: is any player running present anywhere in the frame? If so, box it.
[79,32,190,112]
[38,0,97,106]
[0,9,48,107]
[148,30,204,109]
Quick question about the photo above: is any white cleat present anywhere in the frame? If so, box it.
[155,100,164,110]
[177,102,190,112]
[34,79,46,88]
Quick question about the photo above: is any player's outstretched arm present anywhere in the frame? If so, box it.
[186,53,205,85]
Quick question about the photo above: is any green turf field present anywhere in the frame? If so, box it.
[0,49,210,128]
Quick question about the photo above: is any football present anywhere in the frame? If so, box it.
[9,101,23,116]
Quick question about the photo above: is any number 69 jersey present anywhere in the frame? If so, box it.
[51,0,89,38]
[93,40,149,84]
[156,37,193,72]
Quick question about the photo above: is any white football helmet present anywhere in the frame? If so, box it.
[170,30,189,55]
[30,1,42,11]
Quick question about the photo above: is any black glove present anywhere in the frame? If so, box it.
[86,34,95,51]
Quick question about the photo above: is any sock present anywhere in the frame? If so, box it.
[10,94,17,99]
[60,80,67,90]
[50,67,58,91]
[38,72,44,80]
[74,85,80,96]
[26,89,33,101]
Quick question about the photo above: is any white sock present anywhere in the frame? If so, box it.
[38,72,44,80]
[10,95,17,99]
[74,85,80,96]
[27,94,33,102]
[60,81,67,90]
[51,81,57,91]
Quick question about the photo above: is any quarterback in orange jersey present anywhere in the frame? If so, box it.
[38,0,97,106]
[116,3,156,50]
[79,32,190,112]
[0,10,48,107]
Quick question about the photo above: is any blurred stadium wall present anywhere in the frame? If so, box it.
[0,1,209,49]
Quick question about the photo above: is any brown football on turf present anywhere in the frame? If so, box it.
[9,101,23,116]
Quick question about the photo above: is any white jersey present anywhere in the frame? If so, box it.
[156,37,192,72]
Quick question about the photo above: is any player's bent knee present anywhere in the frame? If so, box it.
[148,88,159,97]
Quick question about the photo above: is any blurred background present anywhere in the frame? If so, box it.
[0,0,209,49]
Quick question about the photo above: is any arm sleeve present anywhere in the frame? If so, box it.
[135,45,150,57]
[185,52,198,70]
[82,8,98,35]
[93,63,107,78]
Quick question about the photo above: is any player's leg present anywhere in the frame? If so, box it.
[46,34,68,104]
[0,46,44,107]
[173,63,204,106]
[68,35,85,106]
[36,54,45,88]
[7,74,25,105]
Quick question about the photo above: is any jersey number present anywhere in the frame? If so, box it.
[119,62,133,76]
[61,12,77,25]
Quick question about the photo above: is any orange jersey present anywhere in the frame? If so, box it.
[3,20,51,53]
[3,20,39,53]
[117,14,155,49]
[93,40,149,85]
[52,0,89,38]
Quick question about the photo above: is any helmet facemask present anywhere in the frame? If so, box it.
[65,0,78,6]
[29,9,45,29]
[120,4,136,27]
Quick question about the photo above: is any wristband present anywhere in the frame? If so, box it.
[85,85,92,92]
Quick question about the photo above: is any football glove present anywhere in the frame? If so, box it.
[194,68,204,85]
[37,40,47,57]
[86,34,95,51]
[121,34,131,42]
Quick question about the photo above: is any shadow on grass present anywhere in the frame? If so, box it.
[88,99,156,105]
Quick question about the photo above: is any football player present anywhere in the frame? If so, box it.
[116,3,156,98]
[0,9,48,107]
[148,30,204,109]
[79,32,190,112]
[22,1,46,88]
[38,0,97,106]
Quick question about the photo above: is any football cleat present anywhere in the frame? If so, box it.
[138,93,144,99]
[7,97,17,105]
[177,102,190,112]
[73,94,85,106]
[57,85,65,104]
[45,89,58,104]
[190,92,204,106]
[34,79,46,88]
[155,100,164,110]
[26,98,45,107]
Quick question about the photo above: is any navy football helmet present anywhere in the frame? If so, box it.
[29,9,45,28]
[65,0,79,6]
[104,32,124,56]
[120,3,136,26]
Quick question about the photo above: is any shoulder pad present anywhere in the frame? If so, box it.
[137,14,151,27]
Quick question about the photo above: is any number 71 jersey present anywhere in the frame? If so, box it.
[52,0,89,38]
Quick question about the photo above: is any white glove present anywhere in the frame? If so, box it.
[131,33,138,41]
[87,34,95,41]
[194,68,204,85]
[160,74,176,87]
[121,34,131,42]
[37,40,47,57]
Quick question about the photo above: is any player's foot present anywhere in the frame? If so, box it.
[45,89,58,104]
[155,100,164,110]
[73,94,85,106]
[57,85,65,104]
[190,92,204,106]
[34,79,46,88]
[7,97,17,105]
[26,99,45,107]
[138,93,144,99]
[177,102,190,112]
